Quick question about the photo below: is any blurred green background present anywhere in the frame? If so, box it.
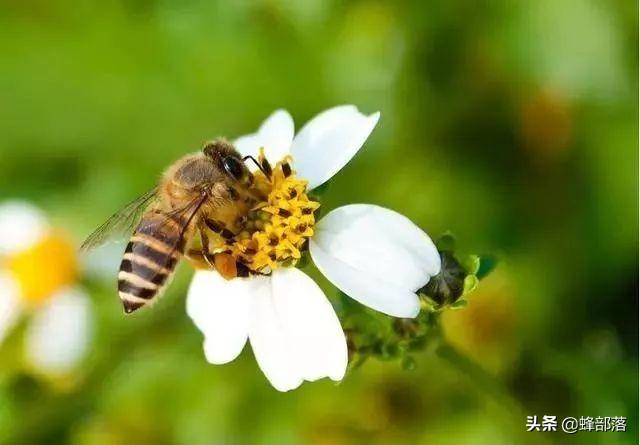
[0,0,637,444]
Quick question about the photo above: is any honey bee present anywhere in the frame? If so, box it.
[82,140,267,314]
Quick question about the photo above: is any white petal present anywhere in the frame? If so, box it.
[0,201,48,255]
[24,288,92,374]
[310,204,441,318]
[270,268,347,382]
[186,270,252,364]
[248,275,303,392]
[233,109,295,165]
[290,105,380,190]
[0,272,24,345]
[248,269,347,392]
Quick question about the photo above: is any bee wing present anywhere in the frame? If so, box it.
[80,187,159,252]
[140,193,210,249]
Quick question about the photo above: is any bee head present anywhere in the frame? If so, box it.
[203,139,251,184]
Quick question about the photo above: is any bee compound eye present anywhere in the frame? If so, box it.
[223,156,244,181]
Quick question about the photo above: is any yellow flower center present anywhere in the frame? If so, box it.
[5,232,78,306]
[218,152,319,274]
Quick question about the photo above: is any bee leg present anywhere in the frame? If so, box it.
[204,218,236,241]
[213,252,237,280]
[260,157,273,178]
[185,249,210,269]
[198,222,216,269]
[242,155,272,178]
[246,186,268,203]
[184,248,237,279]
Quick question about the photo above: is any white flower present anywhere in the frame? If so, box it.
[0,271,23,345]
[0,201,92,377]
[187,106,441,391]
[23,287,92,375]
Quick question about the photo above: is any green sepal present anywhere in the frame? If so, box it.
[435,232,456,252]
[450,299,468,310]
[461,254,480,275]
[462,274,478,295]
[337,231,497,374]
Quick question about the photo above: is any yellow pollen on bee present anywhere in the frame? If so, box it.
[217,151,319,274]
[5,232,78,306]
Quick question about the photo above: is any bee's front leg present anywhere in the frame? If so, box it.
[204,218,236,240]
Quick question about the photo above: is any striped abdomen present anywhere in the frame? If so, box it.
[118,212,187,313]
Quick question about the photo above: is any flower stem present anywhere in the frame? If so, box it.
[436,340,523,413]
[430,313,524,416]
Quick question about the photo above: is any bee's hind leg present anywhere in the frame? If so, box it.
[184,220,233,271]
[199,219,241,280]
[184,249,210,269]
[197,221,216,269]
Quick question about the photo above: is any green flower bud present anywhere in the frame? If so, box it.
[420,251,467,306]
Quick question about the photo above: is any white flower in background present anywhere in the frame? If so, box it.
[0,201,92,377]
[187,106,441,391]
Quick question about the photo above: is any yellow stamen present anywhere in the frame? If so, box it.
[6,232,78,306]
[215,150,319,275]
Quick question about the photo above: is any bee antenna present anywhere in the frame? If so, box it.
[242,155,270,177]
